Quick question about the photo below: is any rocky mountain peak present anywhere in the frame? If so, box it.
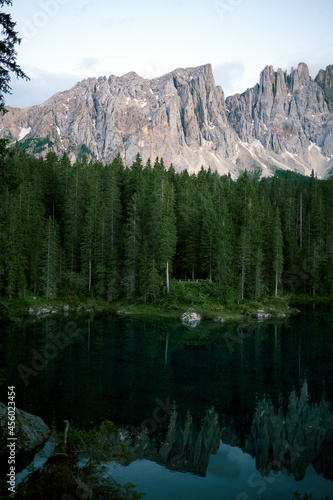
[259,62,311,98]
[315,64,333,112]
[1,62,333,179]
[294,62,310,86]
[226,62,333,178]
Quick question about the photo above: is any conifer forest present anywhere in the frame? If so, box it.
[1,146,332,305]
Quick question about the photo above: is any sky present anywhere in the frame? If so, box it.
[4,0,333,108]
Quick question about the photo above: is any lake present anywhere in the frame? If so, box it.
[1,304,333,499]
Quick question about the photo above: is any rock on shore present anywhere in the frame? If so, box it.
[0,402,50,453]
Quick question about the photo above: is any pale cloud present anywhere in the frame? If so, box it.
[5,67,84,108]
[100,16,134,27]
[76,57,99,71]
[213,61,246,97]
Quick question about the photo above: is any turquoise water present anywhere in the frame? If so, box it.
[1,305,333,499]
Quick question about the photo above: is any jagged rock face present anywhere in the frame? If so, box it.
[226,63,333,177]
[1,62,333,178]
[0,64,239,176]
[316,65,333,112]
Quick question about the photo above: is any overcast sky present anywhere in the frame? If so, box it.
[5,0,333,108]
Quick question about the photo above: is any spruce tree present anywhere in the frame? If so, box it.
[103,159,122,300]
[81,163,101,291]
[63,159,85,273]
[215,196,235,303]
[237,225,252,302]
[272,208,284,297]
[0,0,29,113]
[175,170,199,280]
[150,159,177,293]
[200,190,217,281]
[123,192,142,300]
[40,217,61,299]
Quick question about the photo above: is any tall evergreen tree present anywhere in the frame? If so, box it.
[40,217,61,299]
[175,170,200,280]
[215,195,235,303]
[0,0,29,113]
[272,208,284,297]
[280,173,297,274]
[200,189,217,281]
[2,192,27,298]
[103,159,122,301]
[81,163,102,291]
[150,158,177,293]
[63,159,85,273]
[237,224,252,302]
[123,192,142,300]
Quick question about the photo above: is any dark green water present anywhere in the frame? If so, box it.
[1,305,333,499]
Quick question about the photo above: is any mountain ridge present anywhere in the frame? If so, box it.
[1,62,333,178]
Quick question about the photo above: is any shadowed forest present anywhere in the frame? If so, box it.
[1,146,333,304]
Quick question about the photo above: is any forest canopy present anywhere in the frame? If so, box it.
[0,147,332,304]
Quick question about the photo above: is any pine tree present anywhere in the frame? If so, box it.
[296,180,305,250]
[43,151,61,221]
[150,160,177,293]
[247,179,264,299]
[272,208,284,297]
[2,192,27,298]
[146,257,160,302]
[200,190,217,281]
[279,173,298,279]
[103,159,122,300]
[215,196,235,303]
[304,171,326,295]
[81,163,102,291]
[123,192,142,300]
[63,159,85,273]
[237,224,252,302]
[175,170,200,280]
[234,174,263,301]
[0,0,29,113]
[18,167,45,294]
[40,217,61,299]
[323,176,333,294]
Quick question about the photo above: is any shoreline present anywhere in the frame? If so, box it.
[1,293,323,324]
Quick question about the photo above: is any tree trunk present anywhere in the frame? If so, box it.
[88,259,92,291]
[241,262,245,300]
[166,261,170,294]
[299,194,303,248]
[63,419,69,452]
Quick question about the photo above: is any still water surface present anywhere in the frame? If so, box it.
[1,305,333,499]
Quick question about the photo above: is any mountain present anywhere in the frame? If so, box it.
[315,64,333,112]
[1,62,333,178]
[226,63,333,178]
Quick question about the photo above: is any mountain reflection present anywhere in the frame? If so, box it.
[115,380,332,482]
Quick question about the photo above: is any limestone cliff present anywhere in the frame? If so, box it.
[226,63,333,178]
[1,62,333,178]
[316,64,333,112]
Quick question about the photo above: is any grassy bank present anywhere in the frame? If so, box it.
[0,281,306,323]
[287,293,333,304]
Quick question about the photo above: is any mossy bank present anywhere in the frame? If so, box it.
[0,280,305,324]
